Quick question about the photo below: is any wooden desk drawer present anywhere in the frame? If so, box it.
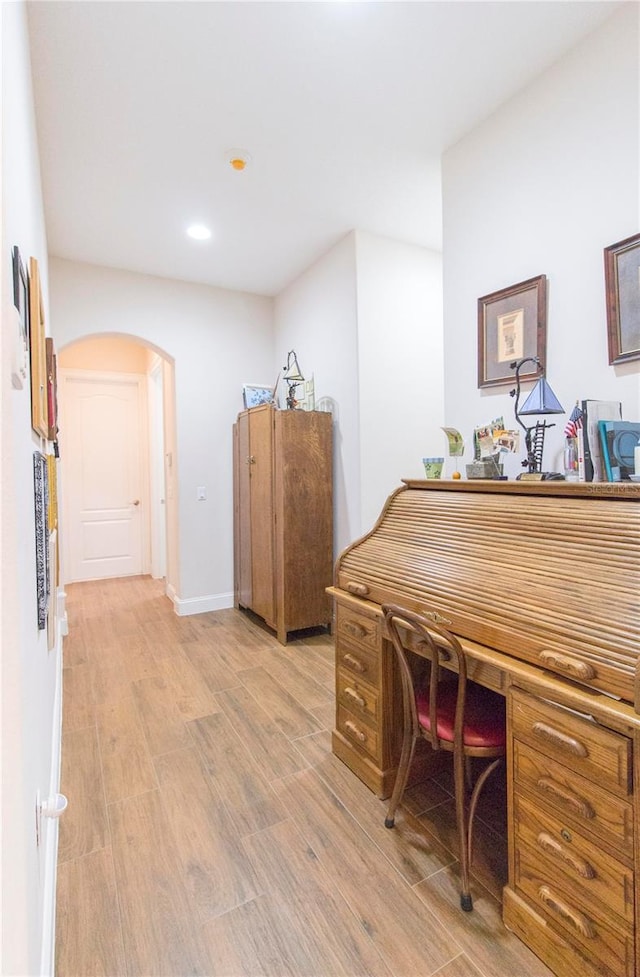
[336,605,381,652]
[336,638,380,688]
[511,689,632,798]
[336,672,379,728]
[336,706,379,761]
[514,741,633,856]
[514,795,634,925]
[515,847,634,977]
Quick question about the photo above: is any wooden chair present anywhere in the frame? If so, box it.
[382,604,506,912]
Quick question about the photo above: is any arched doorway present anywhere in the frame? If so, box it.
[57,334,176,591]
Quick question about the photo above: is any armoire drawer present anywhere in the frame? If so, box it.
[514,740,633,856]
[511,689,632,798]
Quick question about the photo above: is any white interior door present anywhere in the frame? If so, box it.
[60,371,148,582]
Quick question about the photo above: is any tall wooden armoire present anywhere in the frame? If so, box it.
[233,404,333,644]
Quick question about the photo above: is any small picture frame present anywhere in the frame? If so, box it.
[477,275,547,388]
[242,384,275,409]
[604,232,640,365]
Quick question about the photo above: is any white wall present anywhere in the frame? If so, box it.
[49,257,274,608]
[443,5,640,479]
[355,231,443,530]
[1,3,61,974]
[274,230,444,555]
[274,233,359,556]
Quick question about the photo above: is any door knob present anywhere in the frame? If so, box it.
[132,499,140,506]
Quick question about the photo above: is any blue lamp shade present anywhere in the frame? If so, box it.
[519,377,564,415]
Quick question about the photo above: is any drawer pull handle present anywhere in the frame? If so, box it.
[536,778,595,820]
[345,720,366,743]
[344,687,366,709]
[536,832,596,880]
[343,653,366,674]
[343,621,367,639]
[532,722,588,758]
[538,886,596,940]
[346,582,370,596]
[539,651,595,681]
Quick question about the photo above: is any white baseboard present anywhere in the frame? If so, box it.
[171,591,234,616]
[40,630,64,977]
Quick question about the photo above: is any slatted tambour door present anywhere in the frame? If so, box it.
[335,482,639,703]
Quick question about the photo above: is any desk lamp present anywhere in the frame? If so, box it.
[510,356,564,478]
[282,350,304,409]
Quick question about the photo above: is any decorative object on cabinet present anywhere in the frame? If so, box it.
[296,375,315,411]
[233,404,332,644]
[281,349,304,409]
[478,275,547,388]
[28,257,49,438]
[242,384,275,409]
[383,604,506,912]
[509,356,564,477]
[604,231,640,364]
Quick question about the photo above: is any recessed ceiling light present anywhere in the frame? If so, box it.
[226,149,251,172]
[187,224,211,241]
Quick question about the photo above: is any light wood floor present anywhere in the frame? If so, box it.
[56,575,553,977]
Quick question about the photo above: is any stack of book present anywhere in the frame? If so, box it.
[578,400,640,481]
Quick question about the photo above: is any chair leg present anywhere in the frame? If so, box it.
[453,749,473,911]
[385,734,417,828]
[467,757,504,870]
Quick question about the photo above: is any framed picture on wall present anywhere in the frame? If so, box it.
[604,232,640,365]
[29,257,49,438]
[477,275,547,388]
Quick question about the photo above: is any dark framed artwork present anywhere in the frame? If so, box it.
[604,232,640,365]
[33,451,50,630]
[11,246,29,389]
[45,338,58,441]
[477,275,547,388]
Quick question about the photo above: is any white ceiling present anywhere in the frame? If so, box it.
[27,1,619,297]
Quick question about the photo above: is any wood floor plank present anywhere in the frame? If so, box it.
[96,696,158,803]
[91,660,132,708]
[62,664,95,731]
[236,665,324,739]
[180,638,243,694]
[431,955,490,977]
[260,644,334,710]
[55,847,126,977]
[124,636,163,683]
[131,674,193,756]
[61,629,88,668]
[108,790,216,977]
[154,746,259,920]
[58,727,107,862]
[414,867,555,977]
[188,712,287,835]
[215,684,310,781]
[242,817,393,976]
[290,731,457,887]
[156,653,221,720]
[274,766,463,975]
[199,892,330,977]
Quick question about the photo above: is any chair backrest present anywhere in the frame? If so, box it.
[383,603,469,752]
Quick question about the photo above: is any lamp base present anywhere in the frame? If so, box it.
[517,472,565,482]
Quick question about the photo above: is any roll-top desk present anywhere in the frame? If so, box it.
[328,480,639,977]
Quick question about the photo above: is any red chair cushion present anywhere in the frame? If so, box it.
[416,681,506,748]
